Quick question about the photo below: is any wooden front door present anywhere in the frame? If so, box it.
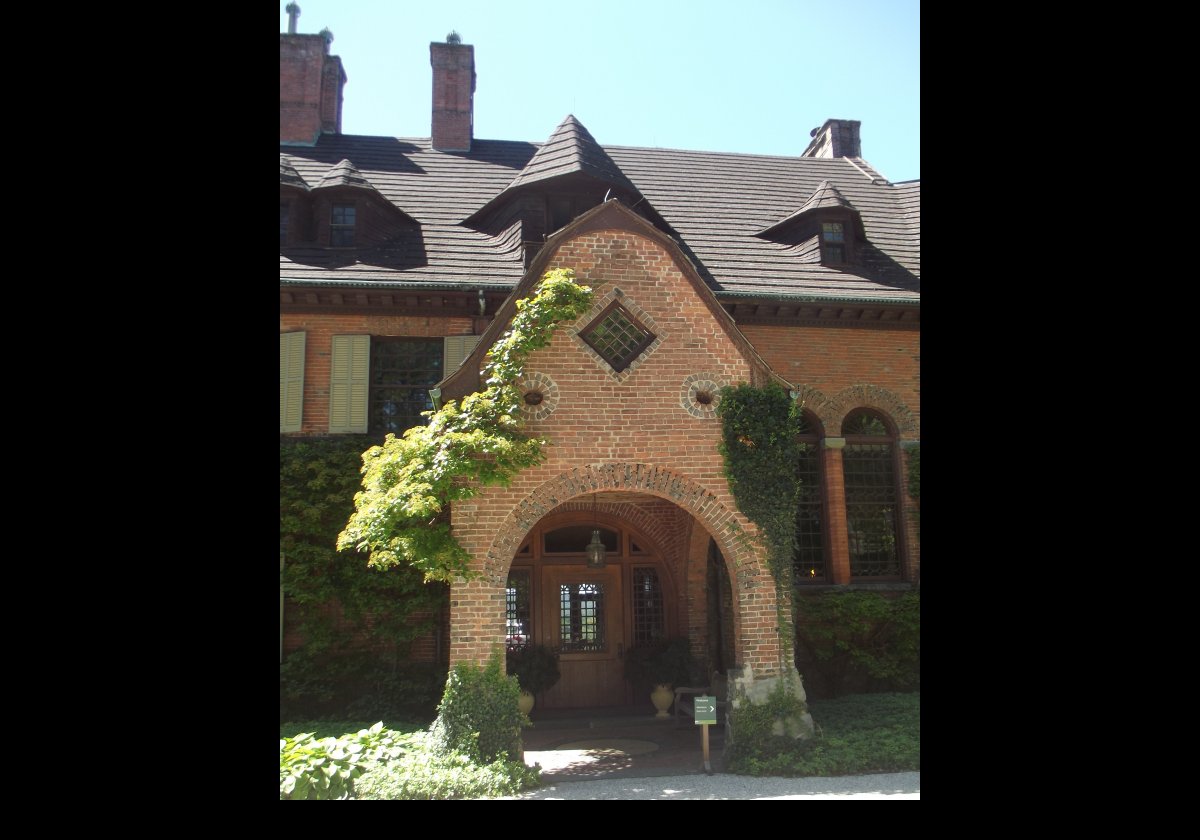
[539,564,626,708]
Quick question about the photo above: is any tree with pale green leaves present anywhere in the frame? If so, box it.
[338,268,593,583]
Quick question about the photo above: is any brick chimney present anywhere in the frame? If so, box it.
[801,119,862,159]
[280,30,346,145]
[430,36,475,152]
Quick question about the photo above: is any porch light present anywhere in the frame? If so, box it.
[586,492,606,568]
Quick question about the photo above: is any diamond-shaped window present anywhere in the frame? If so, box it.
[582,302,656,372]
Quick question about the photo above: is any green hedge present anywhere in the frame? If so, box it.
[280,435,449,720]
[794,590,920,698]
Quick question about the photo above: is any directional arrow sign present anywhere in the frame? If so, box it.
[694,695,717,725]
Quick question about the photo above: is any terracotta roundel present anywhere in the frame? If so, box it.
[680,373,725,419]
[518,371,559,421]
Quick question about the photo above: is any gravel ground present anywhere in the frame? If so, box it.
[503,771,920,800]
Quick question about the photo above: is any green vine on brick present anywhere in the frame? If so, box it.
[337,269,593,583]
[716,382,803,652]
[906,444,920,537]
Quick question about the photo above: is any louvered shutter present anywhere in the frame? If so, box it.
[329,335,370,433]
[279,332,306,433]
[443,335,481,374]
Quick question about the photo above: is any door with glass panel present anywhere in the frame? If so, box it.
[540,565,626,708]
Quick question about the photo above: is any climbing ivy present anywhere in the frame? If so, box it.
[906,444,920,538]
[715,382,804,650]
[338,269,593,583]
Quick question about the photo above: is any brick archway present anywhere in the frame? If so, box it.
[448,463,785,677]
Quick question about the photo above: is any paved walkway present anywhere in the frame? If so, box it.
[513,706,919,800]
[507,771,920,799]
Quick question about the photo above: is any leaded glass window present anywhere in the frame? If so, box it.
[821,221,846,263]
[794,410,825,582]
[582,302,655,372]
[368,338,443,435]
[331,203,356,247]
[632,567,665,644]
[843,410,901,578]
[505,570,531,651]
[559,583,605,652]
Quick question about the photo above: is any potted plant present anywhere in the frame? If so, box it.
[506,645,561,714]
[623,637,696,718]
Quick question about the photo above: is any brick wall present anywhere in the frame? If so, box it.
[445,228,787,676]
[278,313,476,435]
[738,323,920,439]
[281,235,920,678]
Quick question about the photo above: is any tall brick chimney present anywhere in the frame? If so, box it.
[801,119,862,159]
[280,29,346,145]
[430,35,475,152]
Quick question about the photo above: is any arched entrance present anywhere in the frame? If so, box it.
[505,508,680,708]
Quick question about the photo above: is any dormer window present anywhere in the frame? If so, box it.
[821,221,846,263]
[280,202,290,246]
[330,203,356,247]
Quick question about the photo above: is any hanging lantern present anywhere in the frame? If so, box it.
[586,493,606,568]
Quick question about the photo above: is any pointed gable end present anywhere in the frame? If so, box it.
[438,199,790,401]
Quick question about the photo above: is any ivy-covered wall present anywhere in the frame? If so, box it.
[280,435,449,719]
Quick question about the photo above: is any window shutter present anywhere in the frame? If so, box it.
[279,332,306,433]
[443,335,481,374]
[329,335,370,433]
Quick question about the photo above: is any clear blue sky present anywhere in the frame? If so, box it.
[281,1,920,183]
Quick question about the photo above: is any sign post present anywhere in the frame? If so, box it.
[694,695,717,775]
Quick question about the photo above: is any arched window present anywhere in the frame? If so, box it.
[794,410,826,583]
[842,409,902,578]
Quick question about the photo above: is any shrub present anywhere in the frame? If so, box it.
[623,637,697,689]
[352,734,540,800]
[279,722,410,800]
[429,655,526,763]
[727,692,920,777]
[794,590,920,698]
[505,645,561,695]
[279,651,447,721]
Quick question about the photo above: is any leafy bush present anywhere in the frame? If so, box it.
[279,651,447,721]
[352,734,540,800]
[280,434,449,720]
[727,692,920,777]
[280,720,426,741]
[338,269,594,583]
[794,590,920,698]
[724,676,813,772]
[279,722,410,800]
[623,637,697,689]
[429,655,526,763]
[506,645,561,695]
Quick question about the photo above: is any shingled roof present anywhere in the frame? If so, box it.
[313,158,379,193]
[464,115,641,227]
[280,118,920,302]
[756,179,858,236]
[279,154,309,190]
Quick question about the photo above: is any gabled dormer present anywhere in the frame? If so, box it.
[464,115,668,263]
[756,180,867,267]
[279,154,312,247]
[283,158,417,252]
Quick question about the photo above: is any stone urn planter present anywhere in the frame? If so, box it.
[624,637,696,718]
[650,684,674,719]
[518,690,535,715]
